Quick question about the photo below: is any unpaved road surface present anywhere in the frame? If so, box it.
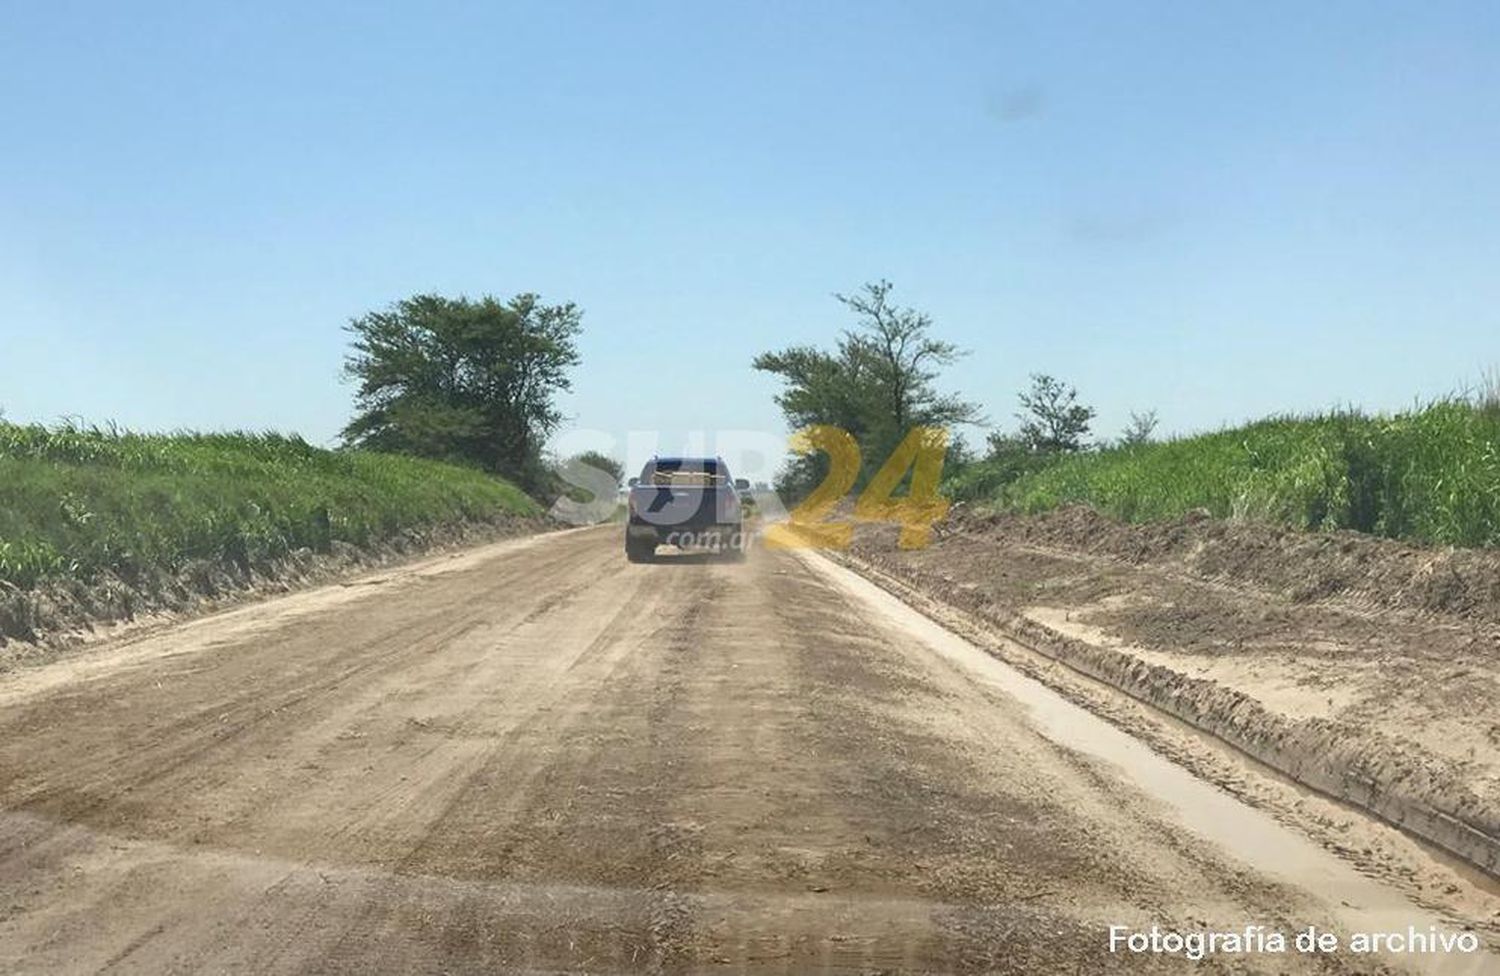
[1,526,1494,974]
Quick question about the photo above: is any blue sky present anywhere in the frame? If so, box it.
[3,1,1498,479]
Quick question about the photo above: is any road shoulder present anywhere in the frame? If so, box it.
[832,518,1500,929]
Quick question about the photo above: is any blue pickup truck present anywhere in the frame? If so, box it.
[624,456,749,562]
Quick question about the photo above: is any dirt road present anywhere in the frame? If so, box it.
[1,526,1494,974]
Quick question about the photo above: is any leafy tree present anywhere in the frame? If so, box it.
[833,281,982,451]
[973,429,1053,479]
[944,431,977,470]
[1121,409,1160,447]
[752,346,871,443]
[754,280,981,497]
[341,293,581,492]
[568,450,623,487]
[547,450,624,524]
[1014,373,1094,453]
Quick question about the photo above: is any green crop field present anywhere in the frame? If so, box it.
[950,400,1500,548]
[0,423,538,589]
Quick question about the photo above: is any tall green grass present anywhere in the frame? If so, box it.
[960,401,1500,548]
[0,422,538,588]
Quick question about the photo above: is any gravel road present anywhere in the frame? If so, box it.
[1,526,1493,974]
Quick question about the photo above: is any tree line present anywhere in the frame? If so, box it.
[754,280,1160,501]
[338,283,1158,502]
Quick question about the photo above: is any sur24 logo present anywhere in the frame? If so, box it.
[764,426,949,551]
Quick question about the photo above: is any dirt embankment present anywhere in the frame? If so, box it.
[847,505,1500,879]
[0,514,555,665]
[956,506,1500,624]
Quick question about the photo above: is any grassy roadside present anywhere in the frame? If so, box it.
[0,422,539,590]
[950,401,1500,548]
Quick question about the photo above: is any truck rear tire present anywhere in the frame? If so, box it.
[725,525,748,561]
[625,535,656,563]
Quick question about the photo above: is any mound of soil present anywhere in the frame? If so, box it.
[940,504,1500,626]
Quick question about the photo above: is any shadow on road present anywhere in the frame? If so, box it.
[639,548,749,567]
